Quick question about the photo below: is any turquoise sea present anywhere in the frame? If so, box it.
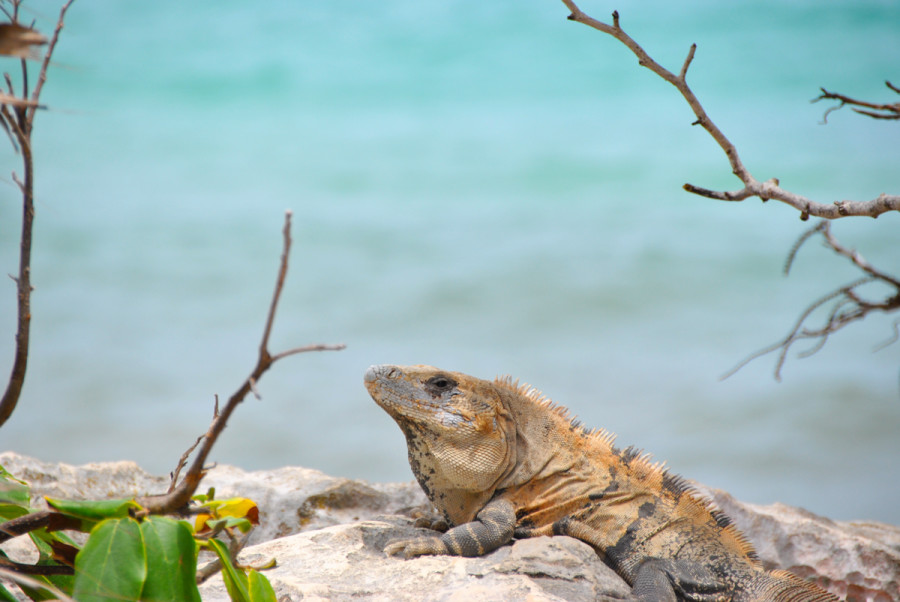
[1,1,898,524]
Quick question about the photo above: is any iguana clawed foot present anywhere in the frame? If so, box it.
[384,536,449,559]
[411,513,449,532]
[384,510,453,558]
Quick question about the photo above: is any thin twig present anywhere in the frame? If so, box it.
[26,0,74,126]
[722,222,900,380]
[270,342,346,362]
[813,82,900,122]
[559,0,900,219]
[168,432,207,494]
[784,221,827,275]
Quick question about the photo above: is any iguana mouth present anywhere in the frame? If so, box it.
[366,364,490,430]
[365,364,445,417]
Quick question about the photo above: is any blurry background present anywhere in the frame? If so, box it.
[0,0,897,523]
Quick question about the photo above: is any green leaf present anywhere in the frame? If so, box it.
[0,465,28,486]
[0,503,29,521]
[248,570,277,602]
[28,526,78,561]
[206,538,250,602]
[0,477,29,507]
[192,486,216,503]
[139,517,201,602]
[73,517,147,602]
[45,497,140,521]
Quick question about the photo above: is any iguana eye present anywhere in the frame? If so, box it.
[425,374,457,396]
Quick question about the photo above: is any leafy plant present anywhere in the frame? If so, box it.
[2,470,277,601]
[1,3,342,600]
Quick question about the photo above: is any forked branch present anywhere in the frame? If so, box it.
[138,211,345,514]
[559,0,900,220]
[813,81,900,122]
[722,221,900,380]
[0,0,75,429]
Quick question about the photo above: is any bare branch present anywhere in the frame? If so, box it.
[784,221,827,276]
[270,342,346,363]
[558,0,900,220]
[0,555,73,575]
[722,222,900,380]
[679,43,696,81]
[813,82,900,122]
[0,510,53,544]
[26,0,74,127]
[136,211,345,515]
[818,222,900,288]
[0,0,74,428]
[168,431,207,494]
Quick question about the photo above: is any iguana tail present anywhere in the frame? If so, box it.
[740,569,839,602]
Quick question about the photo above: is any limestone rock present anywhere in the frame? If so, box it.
[710,488,900,602]
[196,518,634,602]
[2,452,899,601]
[0,451,428,545]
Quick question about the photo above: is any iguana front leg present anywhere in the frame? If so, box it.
[385,498,515,558]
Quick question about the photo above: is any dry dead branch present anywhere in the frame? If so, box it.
[558,0,900,220]
[556,1,899,378]
[0,0,74,428]
[722,221,900,381]
[137,210,345,515]
[814,81,900,122]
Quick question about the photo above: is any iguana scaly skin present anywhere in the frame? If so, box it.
[365,364,838,602]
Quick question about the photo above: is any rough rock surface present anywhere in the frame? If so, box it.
[0,452,426,546]
[198,518,633,601]
[1,452,898,601]
[709,488,900,602]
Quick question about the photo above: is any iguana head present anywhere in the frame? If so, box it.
[365,364,517,521]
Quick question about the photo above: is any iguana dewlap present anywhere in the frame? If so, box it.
[365,364,838,602]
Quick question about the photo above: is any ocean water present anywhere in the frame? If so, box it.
[1,0,898,524]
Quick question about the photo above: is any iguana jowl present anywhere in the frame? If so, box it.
[365,364,838,602]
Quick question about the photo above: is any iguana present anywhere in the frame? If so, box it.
[365,364,839,602]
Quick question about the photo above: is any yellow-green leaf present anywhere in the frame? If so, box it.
[248,569,277,602]
[195,497,259,532]
[0,470,29,507]
[206,538,250,602]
